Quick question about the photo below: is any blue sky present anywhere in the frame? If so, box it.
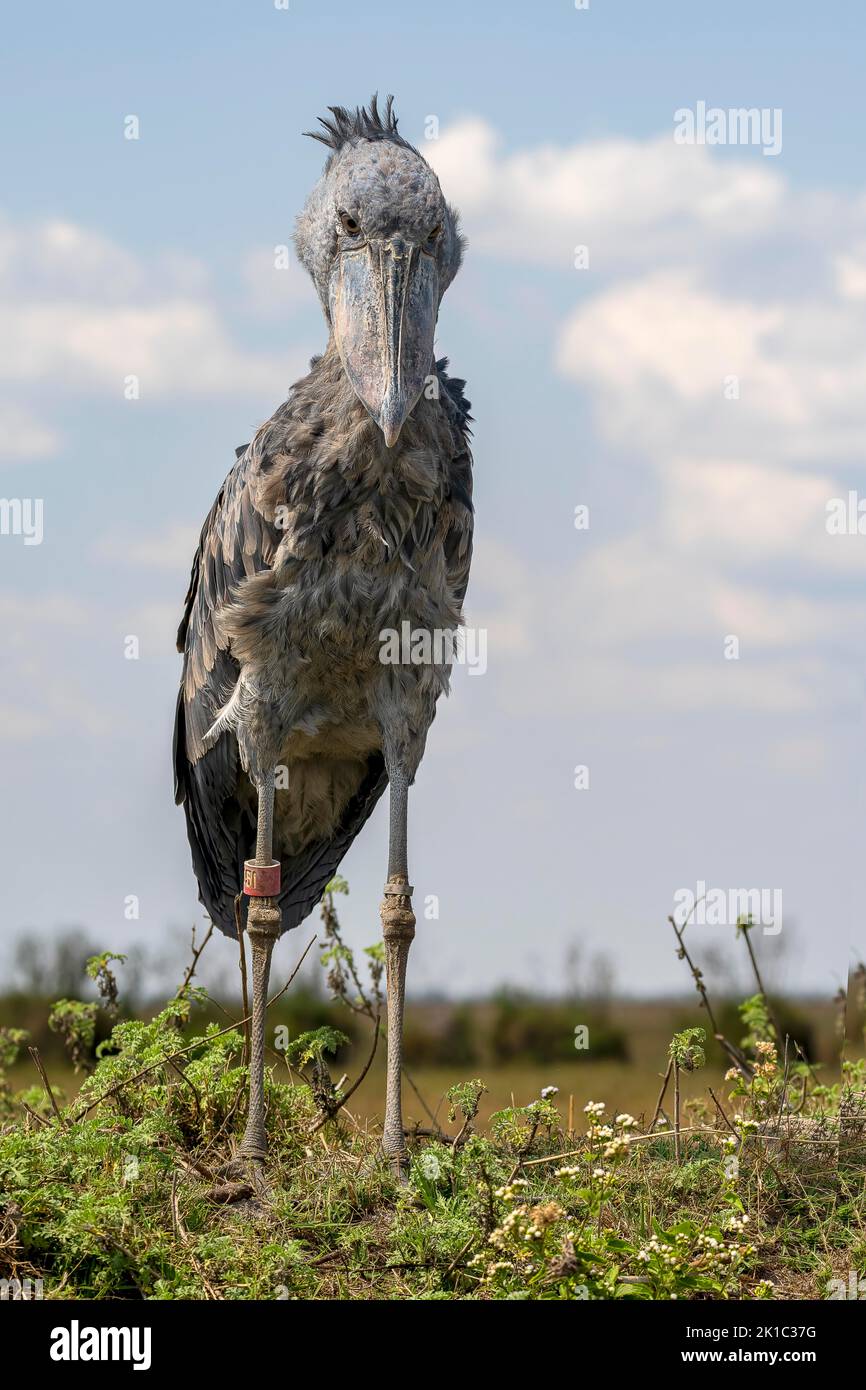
[1,1,863,999]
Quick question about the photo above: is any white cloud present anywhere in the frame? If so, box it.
[471,533,864,719]
[240,246,316,318]
[835,243,866,300]
[0,593,113,741]
[0,403,60,461]
[431,116,866,464]
[556,272,866,465]
[427,120,786,268]
[664,458,866,577]
[558,272,788,408]
[464,536,535,658]
[0,299,293,397]
[0,703,47,739]
[0,216,145,302]
[0,594,89,631]
[95,521,201,573]
[0,213,301,399]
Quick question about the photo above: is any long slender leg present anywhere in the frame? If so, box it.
[238,767,281,1162]
[380,766,416,1165]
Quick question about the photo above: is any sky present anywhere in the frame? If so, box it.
[0,0,863,1000]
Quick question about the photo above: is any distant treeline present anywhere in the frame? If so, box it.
[2,981,828,1073]
[1,926,829,1073]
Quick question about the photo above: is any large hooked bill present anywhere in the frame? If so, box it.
[330,239,438,448]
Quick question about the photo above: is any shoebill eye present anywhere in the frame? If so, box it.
[340,211,361,235]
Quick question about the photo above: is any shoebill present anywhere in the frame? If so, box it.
[173,96,473,1166]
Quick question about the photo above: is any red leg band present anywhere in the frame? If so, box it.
[243,860,281,897]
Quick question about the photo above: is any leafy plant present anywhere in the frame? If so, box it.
[48,999,98,1073]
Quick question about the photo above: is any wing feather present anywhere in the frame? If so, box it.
[174,440,388,938]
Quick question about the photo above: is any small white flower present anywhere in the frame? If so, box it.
[419,1153,441,1180]
[541,1086,559,1099]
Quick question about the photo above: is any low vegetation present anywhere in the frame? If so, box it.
[0,893,863,1301]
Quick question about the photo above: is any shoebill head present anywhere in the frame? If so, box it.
[295,94,464,447]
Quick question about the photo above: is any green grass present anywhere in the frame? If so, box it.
[1,989,863,1301]
[1,910,863,1301]
[4,1056,732,1131]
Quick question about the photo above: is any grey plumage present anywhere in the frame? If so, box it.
[174,98,473,941]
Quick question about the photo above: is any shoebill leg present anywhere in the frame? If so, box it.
[238,767,281,1162]
[380,766,416,1164]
